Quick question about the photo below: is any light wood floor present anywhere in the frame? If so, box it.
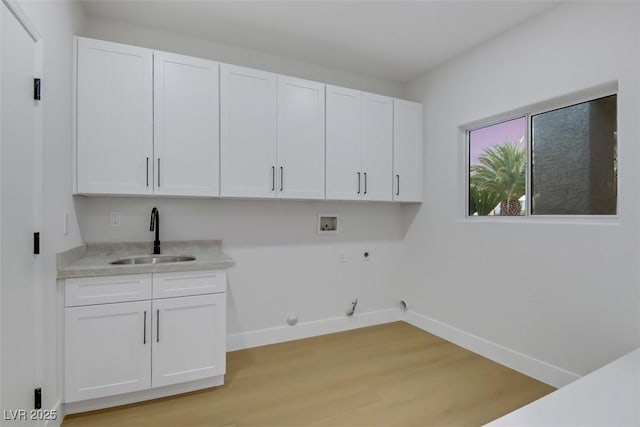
[62,322,554,426]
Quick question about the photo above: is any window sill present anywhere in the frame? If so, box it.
[457,215,620,226]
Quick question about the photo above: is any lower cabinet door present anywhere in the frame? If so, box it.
[65,300,152,402]
[152,294,226,388]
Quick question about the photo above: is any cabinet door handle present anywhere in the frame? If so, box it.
[271,166,275,191]
[156,309,160,343]
[157,158,161,187]
[364,172,367,195]
[396,174,400,196]
[143,310,147,344]
[357,172,361,194]
[280,167,283,192]
[146,158,149,187]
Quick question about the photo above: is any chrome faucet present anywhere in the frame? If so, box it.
[150,207,160,255]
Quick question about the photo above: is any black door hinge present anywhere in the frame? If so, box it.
[34,78,41,100]
[33,232,40,255]
[34,387,41,409]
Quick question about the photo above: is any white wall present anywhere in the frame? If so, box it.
[81,16,403,98]
[19,0,84,419]
[76,198,404,336]
[403,1,640,378]
[73,19,406,340]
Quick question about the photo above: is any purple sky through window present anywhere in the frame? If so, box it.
[469,117,526,165]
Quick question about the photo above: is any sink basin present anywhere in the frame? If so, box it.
[110,255,196,265]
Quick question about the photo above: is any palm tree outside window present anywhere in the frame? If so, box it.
[469,117,526,216]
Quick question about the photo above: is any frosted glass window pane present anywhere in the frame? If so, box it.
[531,95,617,215]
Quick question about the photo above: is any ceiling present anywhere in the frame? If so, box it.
[81,1,558,83]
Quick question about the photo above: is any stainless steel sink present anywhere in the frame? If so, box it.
[110,255,196,265]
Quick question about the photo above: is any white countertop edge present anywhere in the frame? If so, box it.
[485,348,640,427]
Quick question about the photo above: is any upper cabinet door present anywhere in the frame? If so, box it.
[276,76,325,200]
[393,99,423,202]
[76,37,153,195]
[326,85,362,200]
[361,93,393,201]
[154,52,220,197]
[220,64,277,198]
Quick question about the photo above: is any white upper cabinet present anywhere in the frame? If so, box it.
[326,85,362,200]
[75,36,423,202]
[76,38,220,197]
[220,67,325,200]
[393,99,423,202]
[154,52,220,197]
[220,64,277,198]
[361,93,393,201]
[326,86,393,201]
[76,37,153,195]
[276,76,325,199]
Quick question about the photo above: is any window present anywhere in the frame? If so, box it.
[469,117,527,216]
[468,94,617,217]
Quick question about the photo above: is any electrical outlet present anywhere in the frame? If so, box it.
[110,212,121,227]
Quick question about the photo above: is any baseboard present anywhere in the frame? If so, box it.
[64,376,223,415]
[226,308,400,351]
[44,399,63,427]
[403,310,581,388]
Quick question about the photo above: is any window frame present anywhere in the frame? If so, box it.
[463,83,619,223]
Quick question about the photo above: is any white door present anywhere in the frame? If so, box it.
[276,76,325,199]
[0,1,39,418]
[64,301,151,402]
[393,99,423,202]
[154,52,219,197]
[152,294,226,388]
[220,64,276,198]
[76,37,153,195]
[326,85,361,200]
[361,93,393,201]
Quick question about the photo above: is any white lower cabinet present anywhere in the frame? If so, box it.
[65,300,151,402]
[152,294,226,388]
[64,271,227,404]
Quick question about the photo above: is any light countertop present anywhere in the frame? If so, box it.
[485,348,640,427]
[57,240,234,278]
